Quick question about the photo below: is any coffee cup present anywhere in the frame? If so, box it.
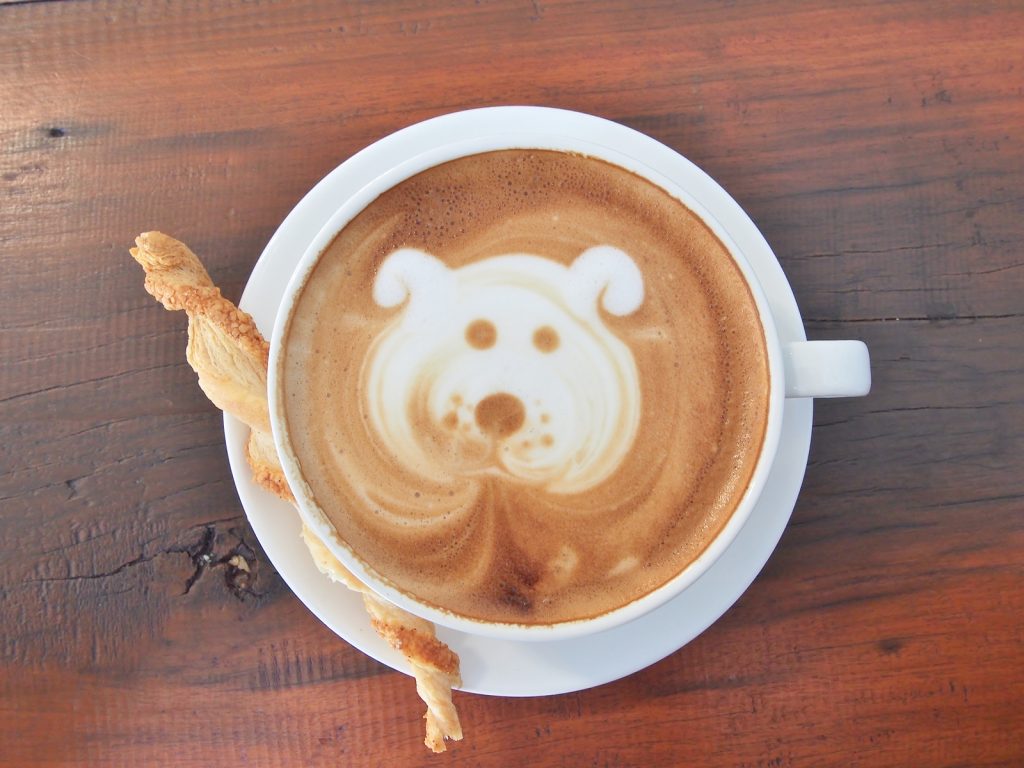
[268,107,870,642]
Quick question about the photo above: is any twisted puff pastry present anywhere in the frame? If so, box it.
[130,232,462,752]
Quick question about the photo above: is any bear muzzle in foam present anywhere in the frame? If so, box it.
[364,246,645,495]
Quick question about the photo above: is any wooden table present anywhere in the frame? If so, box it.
[2,1,1022,765]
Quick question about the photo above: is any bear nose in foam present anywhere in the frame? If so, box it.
[474,393,526,439]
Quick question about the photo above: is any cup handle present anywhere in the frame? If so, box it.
[783,340,871,398]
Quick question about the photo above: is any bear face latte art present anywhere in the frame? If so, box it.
[368,245,643,495]
[281,150,770,625]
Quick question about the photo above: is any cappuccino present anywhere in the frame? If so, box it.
[281,150,769,625]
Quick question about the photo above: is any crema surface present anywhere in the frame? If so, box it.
[282,150,769,625]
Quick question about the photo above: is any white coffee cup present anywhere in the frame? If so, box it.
[268,107,870,642]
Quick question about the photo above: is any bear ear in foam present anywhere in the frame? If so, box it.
[373,248,453,308]
[568,246,645,316]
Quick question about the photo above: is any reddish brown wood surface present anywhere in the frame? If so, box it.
[2,1,1022,766]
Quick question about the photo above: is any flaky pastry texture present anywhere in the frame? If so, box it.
[130,231,462,752]
[301,526,463,749]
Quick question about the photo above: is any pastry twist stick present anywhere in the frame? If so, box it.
[301,527,462,749]
[130,232,462,752]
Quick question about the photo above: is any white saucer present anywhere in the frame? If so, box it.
[224,108,813,697]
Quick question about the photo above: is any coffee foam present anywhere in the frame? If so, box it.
[282,150,769,625]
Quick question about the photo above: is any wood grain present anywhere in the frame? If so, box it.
[1,1,1022,766]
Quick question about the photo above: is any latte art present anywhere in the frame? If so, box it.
[365,246,644,494]
[282,150,770,625]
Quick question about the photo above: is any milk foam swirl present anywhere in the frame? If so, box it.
[365,246,644,495]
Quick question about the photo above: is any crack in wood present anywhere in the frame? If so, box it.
[7,328,176,367]
[787,242,959,259]
[0,361,183,406]
[26,551,158,584]
[935,261,1024,278]
[180,524,265,601]
[181,526,217,595]
[0,0,68,8]
[20,520,266,602]
[812,402,1014,429]
[924,492,1024,510]
[803,312,1023,324]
